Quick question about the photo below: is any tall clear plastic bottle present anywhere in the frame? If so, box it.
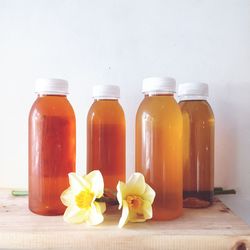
[29,78,76,215]
[87,85,126,192]
[178,82,214,208]
[136,77,183,220]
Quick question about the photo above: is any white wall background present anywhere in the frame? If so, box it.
[0,0,250,204]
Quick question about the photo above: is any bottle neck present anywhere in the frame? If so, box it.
[94,97,119,101]
[178,95,208,102]
[38,93,67,97]
[145,92,174,97]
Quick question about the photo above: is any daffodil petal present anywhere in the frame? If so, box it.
[63,205,88,224]
[97,202,106,214]
[84,170,104,199]
[142,184,156,205]
[142,200,153,220]
[86,202,104,225]
[60,187,74,206]
[117,181,126,209]
[68,172,90,195]
[126,200,153,223]
[118,200,129,228]
[128,207,146,223]
[126,173,146,196]
[129,214,146,223]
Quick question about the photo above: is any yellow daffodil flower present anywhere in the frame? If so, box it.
[117,172,156,228]
[60,170,106,225]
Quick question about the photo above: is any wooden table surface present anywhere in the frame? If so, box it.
[0,188,250,250]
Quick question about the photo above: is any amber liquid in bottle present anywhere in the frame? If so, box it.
[136,94,183,220]
[179,100,214,208]
[29,95,76,215]
[87,99,126,191]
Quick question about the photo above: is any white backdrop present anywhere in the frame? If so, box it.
[0,0,250,202]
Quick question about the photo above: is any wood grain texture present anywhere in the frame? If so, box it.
[0,189,249,250]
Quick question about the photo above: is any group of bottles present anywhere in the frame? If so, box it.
[29,77,214,219]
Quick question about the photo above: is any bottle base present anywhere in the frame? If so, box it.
[183,190,213,208]
[152,208,183,221]
[29,206,65,216]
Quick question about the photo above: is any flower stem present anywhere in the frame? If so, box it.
[11,190,28,196]
[95,197,119,205]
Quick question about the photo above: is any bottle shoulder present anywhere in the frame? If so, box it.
[179,100,214,118]
[87,100,125,123]
[136,96,182,118]
[29,96,75,118]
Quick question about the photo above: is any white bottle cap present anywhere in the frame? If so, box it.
[178,82,209,101]
[92,85,120,99]
[35,78,69,95]
[142,77,176,94]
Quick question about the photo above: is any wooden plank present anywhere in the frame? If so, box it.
[0,188,249,250]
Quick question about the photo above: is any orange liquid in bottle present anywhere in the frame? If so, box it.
[29,95,76,215]
[179,100,214,207]
[136,94,183,220]
[87,99,125,191]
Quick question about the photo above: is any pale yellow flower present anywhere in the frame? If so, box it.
[60,170,106,225]
[117,172,156,228]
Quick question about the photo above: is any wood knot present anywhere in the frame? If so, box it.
[219,207,230,213]
[232,241,247,250]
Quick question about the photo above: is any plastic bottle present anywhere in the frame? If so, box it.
[136,77,183,220]
[28,78,76,215]
[178,82,214,208]
[87,85,126,191]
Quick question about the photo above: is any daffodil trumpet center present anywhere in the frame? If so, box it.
[75,190,94,209]
[126,195,144,219]
[126,195,143,210]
